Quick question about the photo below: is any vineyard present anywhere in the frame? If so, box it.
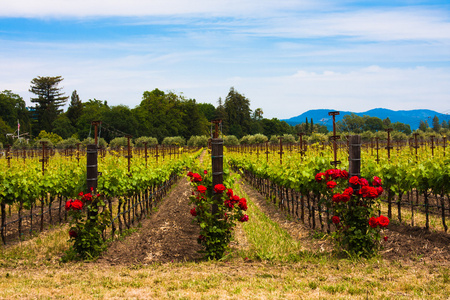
[1,130,450,299]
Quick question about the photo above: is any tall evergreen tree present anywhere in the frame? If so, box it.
[67,90,83,127]
[432,115,441,132]
[224,87,252,138]
[29,76,69,135]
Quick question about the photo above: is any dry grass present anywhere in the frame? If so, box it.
[0,258,449,299]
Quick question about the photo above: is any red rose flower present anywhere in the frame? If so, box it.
[238,198,248,211]
[214,184,227,194]
[187,171,194,177]
[315,172,325,182]
[190,208,197,216]
[69,230,77,238]
[83,193,93,201]
[332,216,340,224]
[366,187,379,199]
[372,176,382,187]
[226,188,234,197]
[349,176,360,186]
[231,195,240,204]
[340,194,350,203]
[325,169,335,180]
[359,186,370,198]
[327,181,337,189]
[224,199,234,208]
[359,178,369,186]
[204,170,208,174]
[340,169,349,179]
[192,173,202,182]
[343,187,353,196]
[369,216,378,228]
[332,193,341,203]
[71,199,83,211]
[197,185,207,194]
[78,191,84,197]
[377,215,389,228]
[239,215,249,222]
[65,200,73,211]
[383,236,388,241]
[376,186,383,196]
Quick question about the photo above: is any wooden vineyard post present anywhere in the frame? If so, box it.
[143,142,148,167]
[375,137,380,164]
[443,136,447,157]
[413,133,420,161]
[349,135,361,194]
[278,137,284,165]
[86,144,98,194]
[297,132,304,159]
[430,135,435,157]
[385,128,393,161]
[211,120,223,215]
[125,135,132,174]
[155,144,159,164]
[328,111,341,169]
[265,141,269,163]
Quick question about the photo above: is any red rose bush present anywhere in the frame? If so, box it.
[187,169,249,259]
[315,169,389,257]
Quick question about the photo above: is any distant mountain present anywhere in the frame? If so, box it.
[282,108,450,131]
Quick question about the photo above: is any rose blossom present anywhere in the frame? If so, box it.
[377,215,389,228]
[226,188,234,197]
[327,181,337,189]
[69,230,77,238]
[315,173,325,182]
[190,208,197,217]
[383,236,388,241]
[349,176,360,186]
[65,200,73,211]
[204,170,208,174]
[369,216,378,228]
[372,176,382,187]
[332,216,340,224]
[359,178,369,186]
[332,194,341,203]
[214,184,227,194]
[197,185,207,194]
[238,198,248,211]
[70,199,83,211]
[192,173,202,182]
[239,215,249,222]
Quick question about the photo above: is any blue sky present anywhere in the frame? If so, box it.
[0,0,449,119]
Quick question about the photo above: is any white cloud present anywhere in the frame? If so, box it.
[0,0,320,18]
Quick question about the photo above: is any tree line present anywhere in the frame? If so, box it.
[2,76,445,149]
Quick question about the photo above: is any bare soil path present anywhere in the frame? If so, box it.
[97,177,203,266]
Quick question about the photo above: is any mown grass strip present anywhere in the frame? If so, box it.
[232,183,308,262]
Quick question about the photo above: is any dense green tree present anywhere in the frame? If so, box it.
[391,122,412,135]
[76,99,110,140]
[0,90,31,137]
[224,87,252,138]
[180,99,209,139]
[29,76,69,135]
[261,118,294,137]
[197,103,216,122]
[67,90,83,127]
[0,117,14,146]
[52,114,76,139]
[418,120,429,131]
[432,115,441,132]
[363,116,383,132]
[382,117,391,129]
[337,114,364,133]
[102,105,138,141]
[442,120,449,129]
